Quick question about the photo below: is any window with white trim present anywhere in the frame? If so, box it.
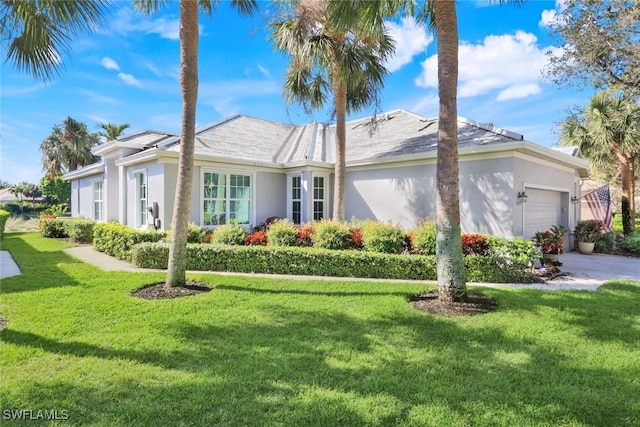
[137,172,147,227]
[92,180,103,221]
[203,172,251,226]
[313,175,326,220]
[291,175,302,224]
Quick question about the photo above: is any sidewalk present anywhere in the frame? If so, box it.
[0,251,21,279]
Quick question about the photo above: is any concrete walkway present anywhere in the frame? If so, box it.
[2,245,639,291]
[0,251,21,279]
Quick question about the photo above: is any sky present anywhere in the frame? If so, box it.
[1,0,593,185]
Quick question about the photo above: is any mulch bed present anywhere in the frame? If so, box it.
[130,283,212,300]
[410,291,499,317]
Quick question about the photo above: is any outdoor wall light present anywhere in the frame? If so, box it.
[517,191,528,204]
[571,196,580,204]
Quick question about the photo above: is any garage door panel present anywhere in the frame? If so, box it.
[524,188,562,239]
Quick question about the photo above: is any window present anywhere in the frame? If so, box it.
[92,180,103,221]
[313,175,325,220]
[291,175,302,224]
[137,172,147,227]
[203,172,251,226]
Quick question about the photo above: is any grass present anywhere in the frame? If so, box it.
[1,232,639,426]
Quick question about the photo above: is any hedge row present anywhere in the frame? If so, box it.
[93,222,166,261]
[40,217,95,243]
[0,209,9,240]
[131,242,535,283]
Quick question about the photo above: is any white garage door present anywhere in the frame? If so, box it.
[524,188,562,239]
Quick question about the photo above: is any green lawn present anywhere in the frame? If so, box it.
[1,232,639,426]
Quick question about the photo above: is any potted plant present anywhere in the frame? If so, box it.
[572,219,603,254]
[532,225,567,263]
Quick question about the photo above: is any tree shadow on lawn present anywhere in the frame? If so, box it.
[0,233,85,294]
[3,288,638,426]
[214,283,417,298]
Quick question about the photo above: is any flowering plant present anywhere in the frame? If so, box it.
[532,225,567,254]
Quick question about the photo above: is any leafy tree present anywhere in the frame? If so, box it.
[0,180,11,189]
[545,0,640,92]
[271,0,394,221]
[560,91,640,235]
[0,0,110,81]
[135,0,258,288]
[40,116,100,177]
[39,174,71,204]
[97,122,131,141]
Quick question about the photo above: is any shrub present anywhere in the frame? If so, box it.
[461,233,490,256]
[131,242,535,283]
[572,219,603,243]
[620,231,640,254]
[245,230,268,246]
[312,220,351,250]
[295,223,315,247]
[266,219,298,247]
[254,216,283,232]
[40,203,70,216]
[361,220,407,254]
[40,217,68,238]
[349,226,364,250]
[93,222,165,261]
[485,236,538,265]
[166,223,207,243]
[595,231,617,253]
[64,218,95,243]
[210,223,247,245]
[0,209,9,239]
[410,218,437,254]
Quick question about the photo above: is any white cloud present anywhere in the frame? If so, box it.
[144,17,180,40]
[101,57,120,71]
[539,0,567,27]
[385,17,432,73]
[257,64,271,78]
[199,79,280,116]
[109,7,180,40]
[415,31,549,101]
[118,73,142,87]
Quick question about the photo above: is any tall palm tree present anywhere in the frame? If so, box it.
[135,0,258,288]
[0,0,110,81]
[98,122,131,141]
[561,91,640,235]
[271,0,394,221]
[40,116,100,177]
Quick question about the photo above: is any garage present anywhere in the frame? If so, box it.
[524,188,564,239]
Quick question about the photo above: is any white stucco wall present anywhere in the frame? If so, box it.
[70,173,105,220]
[123,161,165,229]
[255,171,286,223]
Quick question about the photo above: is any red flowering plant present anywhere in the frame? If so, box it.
[295,223,315,247]
[245,230,268,246]
[532,225,567,254]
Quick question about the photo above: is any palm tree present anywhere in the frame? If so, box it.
[0,0,110,81]
[561,91,640,235]
[135,0,258,288]
[98,123,131,141]
[271,0,394,221]
[40,116,100,177]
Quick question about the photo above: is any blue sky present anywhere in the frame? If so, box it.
[1,0,591,185]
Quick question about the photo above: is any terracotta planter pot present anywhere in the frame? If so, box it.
[578,241,595,255]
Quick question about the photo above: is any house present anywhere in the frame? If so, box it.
[63,109,589,242]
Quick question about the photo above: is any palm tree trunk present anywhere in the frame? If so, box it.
[433,0,466,302]
[332,68,347,221]
[618,152,636,235]
[166,0,199,287]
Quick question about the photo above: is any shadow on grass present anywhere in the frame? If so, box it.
[215,284,418,298]
[3,286,639,426]
[0,232,83,293]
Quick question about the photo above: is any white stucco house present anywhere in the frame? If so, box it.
[63,109,589,241]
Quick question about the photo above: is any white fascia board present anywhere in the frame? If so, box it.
[62,163,104,180]
[282,160,333,169]
[114,148,163,167]
[193,154,284,170]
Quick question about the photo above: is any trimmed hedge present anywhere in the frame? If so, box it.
[131,242,535,283]
[93,222,166,261]
[64,218,95,244]
[40,217,69,238]
[0,209,9,239]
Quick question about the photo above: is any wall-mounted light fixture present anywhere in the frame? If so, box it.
[571,196,580,204]
[517,191,528,204]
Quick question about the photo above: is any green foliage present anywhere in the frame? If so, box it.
[210,223,247,245]
[39,217,68,238]
[595,231,617,252]
[532,225,568,254]
[312,220,351,250]
[39,175,71,203]
[360,220,407,254]
[620,231,640,254]
[165,223,207,244]
[573,219,604,243]
[63,218,94,244]
[464,255,534,283]
[0,209,9,239]
[266,219,298,247]
[40,203,70,216]
[93,222,165,261]
[410,218,437,254]
[486,236,539,265]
